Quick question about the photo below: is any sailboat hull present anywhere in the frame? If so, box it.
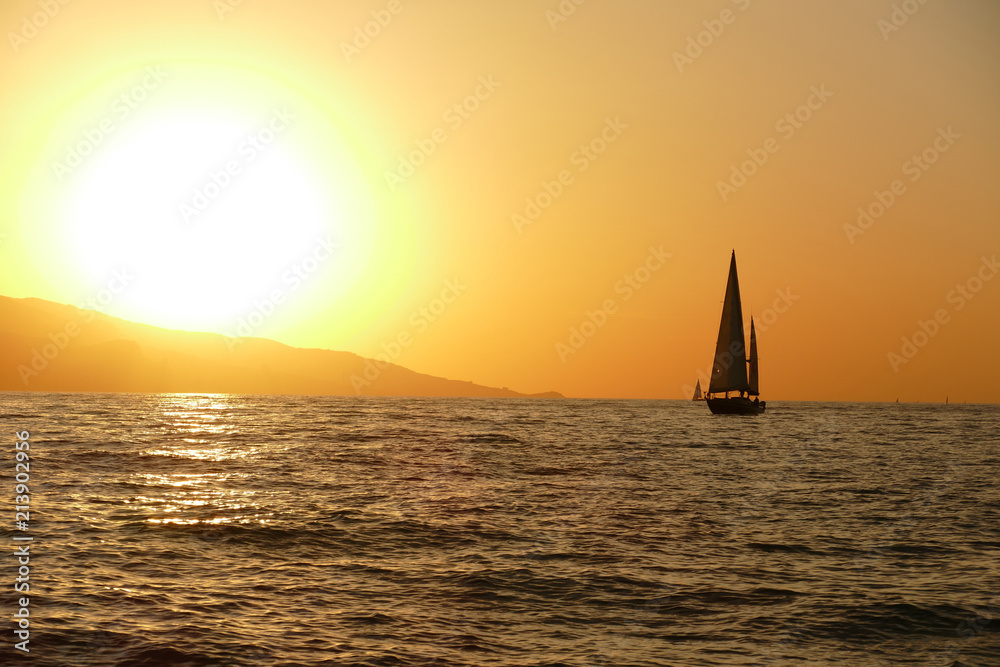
[706,396,766,415]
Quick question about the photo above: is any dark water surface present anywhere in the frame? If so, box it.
[2,394,998,666]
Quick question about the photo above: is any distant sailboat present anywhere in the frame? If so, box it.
[692,379,705,401]
[706,251,766,415]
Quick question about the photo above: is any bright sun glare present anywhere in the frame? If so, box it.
[31,63,376,337]
[64,112,334,331]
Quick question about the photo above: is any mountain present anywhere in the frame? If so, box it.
[0,296,563,398]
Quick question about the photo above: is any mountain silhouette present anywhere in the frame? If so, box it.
[0,296,562,398]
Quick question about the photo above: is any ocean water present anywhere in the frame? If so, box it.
[2,394,999,666]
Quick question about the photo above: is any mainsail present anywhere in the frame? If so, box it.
[709,251,750,395]
[748,317,759,396]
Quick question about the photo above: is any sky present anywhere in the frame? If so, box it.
[1,0,998,402]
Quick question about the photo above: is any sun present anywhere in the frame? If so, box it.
[27,62,378,338]
[61,109,337,333]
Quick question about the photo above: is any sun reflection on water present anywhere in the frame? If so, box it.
[129,394,274,528]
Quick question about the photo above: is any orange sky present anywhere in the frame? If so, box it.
[1,0,998,402]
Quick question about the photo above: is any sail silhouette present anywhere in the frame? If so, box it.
[692,379,704,401]
[706,252,766,415]
[709,252,749,395]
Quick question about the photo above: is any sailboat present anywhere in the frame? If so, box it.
[692,379,705,401]
[706,251,766,415]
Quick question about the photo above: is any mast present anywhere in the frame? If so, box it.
[709,251,750,395]
[748,317,759,396]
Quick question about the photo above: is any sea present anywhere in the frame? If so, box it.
[1,393,998,666]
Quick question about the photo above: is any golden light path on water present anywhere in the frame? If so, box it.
[135,394,276,529]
